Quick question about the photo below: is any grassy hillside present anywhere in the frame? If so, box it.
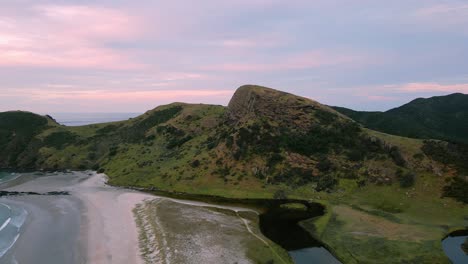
[0,111,58,168]
[333,93,468,144]
[0,85,467,263]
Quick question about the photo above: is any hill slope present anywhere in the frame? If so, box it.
[333,93,468,144]
[0,85,467,264]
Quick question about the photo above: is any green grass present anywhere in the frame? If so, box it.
[300,172,467,264]
[2,86,467,264]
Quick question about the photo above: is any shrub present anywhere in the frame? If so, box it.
[389,146,406,167]
[398,171,416,188]
[190,159,200,168]
[347,149,365,161]
[316,157,332,172]
[443,177,468,204]
[87,152,97,160]
[43,131,78,149]
[267,153,284,167]
[167,135,193,149]
[413,153,424,160]
[108,146,118,156]
[273,189,288,199]
[120,106,183,142]
[225,136,234,148]
[316,174,337,192]
[422,140,468,174]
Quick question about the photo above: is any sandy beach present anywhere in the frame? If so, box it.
[0,171,287,264]
[74,173,153,264]
[0,171,152,264]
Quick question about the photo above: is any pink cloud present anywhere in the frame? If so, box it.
[0,5,145,69]
[0,87,234,112]
[203,51,369,72]
[397,82,468,93]
[0,88,233,101]
[414,4,468,17]
[363,95,398,101]
[412,4,468,32]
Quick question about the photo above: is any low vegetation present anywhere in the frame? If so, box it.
[333,93,468,144]
[1,85,466,264]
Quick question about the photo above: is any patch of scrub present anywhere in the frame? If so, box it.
[133,198,292,264]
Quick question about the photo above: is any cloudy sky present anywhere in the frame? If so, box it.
[1,0,467,113]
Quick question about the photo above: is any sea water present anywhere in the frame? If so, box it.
[0,172,28,260]
[49,112,140,126]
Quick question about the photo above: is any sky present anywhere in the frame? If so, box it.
[1,0,468,113]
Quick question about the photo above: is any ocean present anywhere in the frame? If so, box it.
[49,112,141,126]
[0,172,27,260]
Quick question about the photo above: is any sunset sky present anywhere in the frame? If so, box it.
[1,0,468,113]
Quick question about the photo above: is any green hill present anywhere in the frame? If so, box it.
[0,85,467,264]
[333,93,468,144]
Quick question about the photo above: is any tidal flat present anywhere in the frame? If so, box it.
[0,171,291,264]
[133,198,291,264]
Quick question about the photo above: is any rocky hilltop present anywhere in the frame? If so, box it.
[227,85,338,127]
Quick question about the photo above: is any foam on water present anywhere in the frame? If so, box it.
[0,202,28,259]
[0,172,20,185]
[0,203,11,232]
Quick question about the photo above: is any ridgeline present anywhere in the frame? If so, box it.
[1,85,467,263]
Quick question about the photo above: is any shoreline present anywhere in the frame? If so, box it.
[0,171,152,264]
[74,173,153,264]
[0,171,345,264]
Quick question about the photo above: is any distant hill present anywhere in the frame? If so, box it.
[333,93,468,144]
[0,111,57,168]
[1,85,467,263]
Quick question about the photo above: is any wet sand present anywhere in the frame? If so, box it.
[74,173,153,264]
[0,171,151,264]
[0,172,288,264]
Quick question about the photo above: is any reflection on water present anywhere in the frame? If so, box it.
[290,247,341,264]
[442,232,468,264]
[259,203,341,264]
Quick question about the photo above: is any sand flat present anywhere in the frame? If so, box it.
[1,171,151,264]
[75,173,153,264]
[0,171,288,264]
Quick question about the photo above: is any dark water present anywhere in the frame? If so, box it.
[141,188,342,264]
[259,203,341,264]
[442,231,468,264]
[48,112,140,126]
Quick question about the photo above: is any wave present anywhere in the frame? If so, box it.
[0,202,28,259]
[0,203,11,232]
[0,233,20,259]
[0,173,21,185]
[0,217,11,232]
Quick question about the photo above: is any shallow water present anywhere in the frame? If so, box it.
[290,247,341,264]
[0,172,28,259]
[443,234,468,264]
[1,171,343,263]
[0,202,27,259]
[0,172,19,185]
[259,204,342,263]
